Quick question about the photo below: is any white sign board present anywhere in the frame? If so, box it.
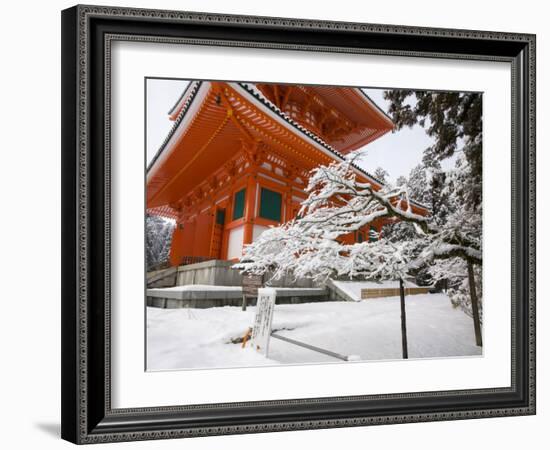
[250,288,276,357]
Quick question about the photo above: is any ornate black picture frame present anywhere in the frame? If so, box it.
[61,4,536,444]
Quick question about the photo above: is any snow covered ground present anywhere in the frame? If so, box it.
[146,293,481,371]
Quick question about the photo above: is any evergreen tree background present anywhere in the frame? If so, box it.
[373,166,390,185]
[146,214,175,270]
[383,89,483,322]
[383,89,482,210]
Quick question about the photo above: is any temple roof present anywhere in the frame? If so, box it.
[147,81,428,215]
[254,83,394,153]
[148,82,386,184]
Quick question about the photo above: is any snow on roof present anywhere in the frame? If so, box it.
[147,80,203,172]
[167,80,195,117]
[358,89,394,127]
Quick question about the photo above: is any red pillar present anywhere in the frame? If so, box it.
[242,175,257,246]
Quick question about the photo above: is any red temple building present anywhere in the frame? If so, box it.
[146,81,428,268]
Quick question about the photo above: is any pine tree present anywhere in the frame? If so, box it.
[373,167,390,185]
[384,90,483,344]
[407,164,431,208]
[146,214,175,270]
[383,90,482,210]
[395,175,408,189]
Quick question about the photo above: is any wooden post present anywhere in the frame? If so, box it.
[467,260,483,347]
[242,274,263,312]
[399,278,409,359]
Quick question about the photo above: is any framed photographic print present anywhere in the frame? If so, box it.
[61,4,536,444]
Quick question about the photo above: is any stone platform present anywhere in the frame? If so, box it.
[147,259,319,289]
[147,286,328,309]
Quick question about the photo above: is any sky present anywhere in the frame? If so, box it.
[146,78,190,167]
[145,79,435,184]
[359,89,434,182]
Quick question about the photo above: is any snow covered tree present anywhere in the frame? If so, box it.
[146,214,175,271]
[236,151,482,346]
[425,256,482,321]
[384,166,429,254]
[237,157,422,358]
[429,170,452,225]
[407,164,431,208]
[384,89,483,345]
[395,175,408,190]
[238,158,413,281]
[384,89,482,210]
[237,156,480,281]
[373,166,390,185]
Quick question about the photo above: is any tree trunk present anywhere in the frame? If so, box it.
[242,295,247,311]
[399,278,408,359]
[467,260,483,347]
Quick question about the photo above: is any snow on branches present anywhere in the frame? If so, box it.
[236,153,481,286]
